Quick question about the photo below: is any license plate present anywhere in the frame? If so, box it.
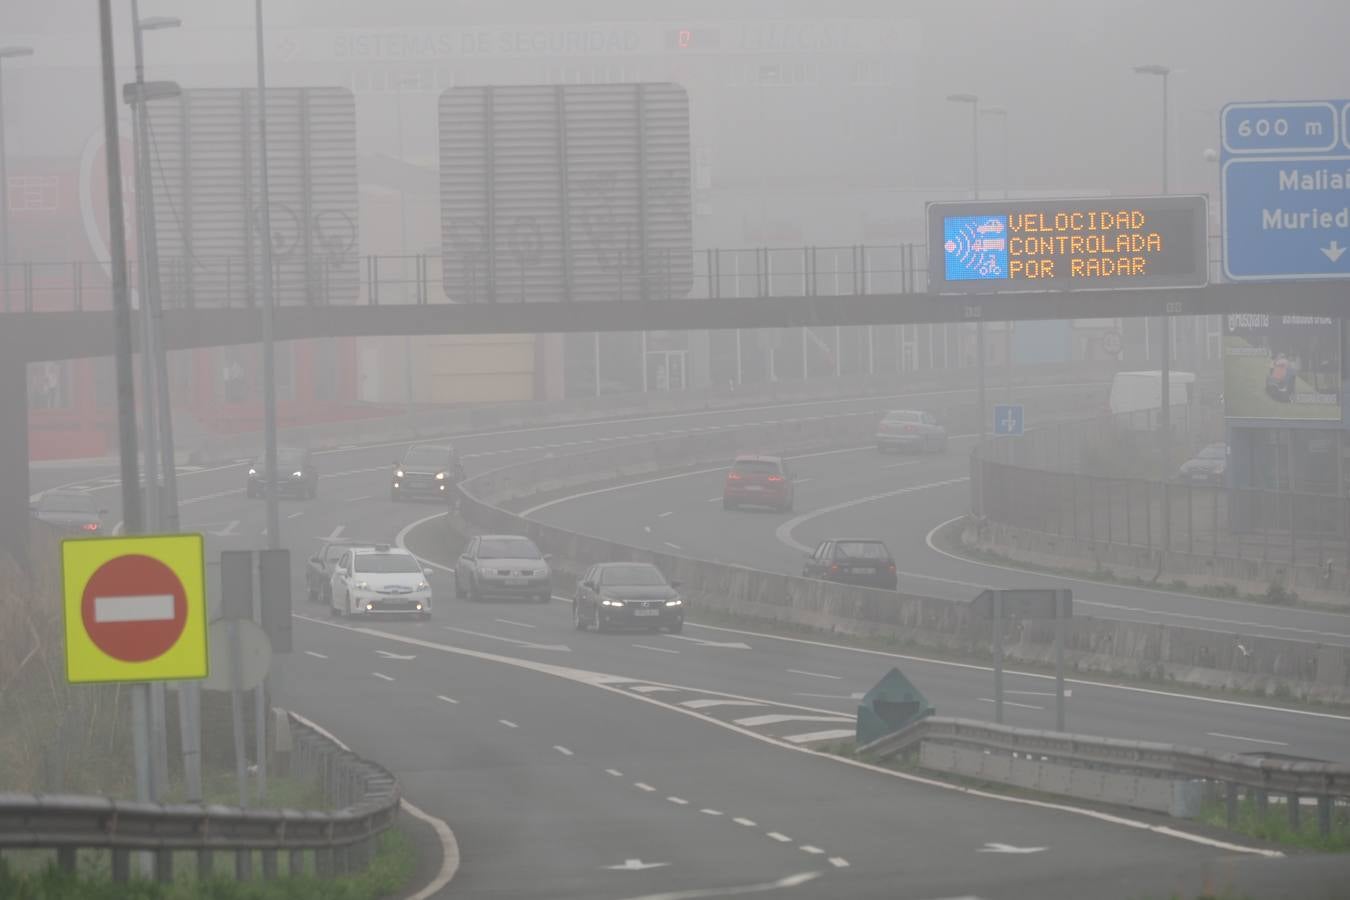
[853,567,875,575]
[633,609,660,617]
[504,578,527,586]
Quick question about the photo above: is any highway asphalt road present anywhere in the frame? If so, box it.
[28,388,1350,898]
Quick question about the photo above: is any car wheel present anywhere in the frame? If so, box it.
[306,583,318,604]
[593,605,605,634]
[537,592,551,604]
[419,611,432,621]
[454,576,466,600]
[667,620,683,634]
[467,578,481,603]
[574,602,587,631]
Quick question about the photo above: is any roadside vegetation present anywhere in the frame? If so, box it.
[0,828,414,900]
[1198,795,1350,852]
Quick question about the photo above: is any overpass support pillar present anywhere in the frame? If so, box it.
[0,354,29,564]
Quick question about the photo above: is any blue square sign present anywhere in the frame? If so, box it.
[1221,101,1350,280]
[993,404,1024,437]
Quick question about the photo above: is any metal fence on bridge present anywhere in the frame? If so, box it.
[974,407,1350,569]
[0,244,930,313]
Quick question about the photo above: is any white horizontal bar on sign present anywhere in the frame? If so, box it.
[93,594,175,623]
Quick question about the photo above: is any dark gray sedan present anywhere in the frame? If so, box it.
[573,562,684,634]
[31,491,107,534]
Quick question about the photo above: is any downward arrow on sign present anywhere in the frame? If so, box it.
[979,842,1047,854]
[1323,241,1346,263]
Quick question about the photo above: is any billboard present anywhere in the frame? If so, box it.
[1223,314,1341,421]
[926,195,1209,294]
[438,82,693,303]
[143,87,359,307]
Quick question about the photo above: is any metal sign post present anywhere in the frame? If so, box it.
[972,589,1073,730]
[220,550,254,808]
[992,589,1003,724]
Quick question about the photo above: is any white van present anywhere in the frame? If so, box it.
[1108,370,1196,417]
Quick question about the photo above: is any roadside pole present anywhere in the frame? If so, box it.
[97,0,152,874]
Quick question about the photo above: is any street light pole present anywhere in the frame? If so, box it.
[983,106,1012,395]
[1135,64,1172,488]
[948,92,988,464]
[254,0,280,554]
[0,47,33,314]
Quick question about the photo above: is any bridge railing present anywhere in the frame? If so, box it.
[0,244,931,313]
[858,715,1350,836]
[0,711,400,885]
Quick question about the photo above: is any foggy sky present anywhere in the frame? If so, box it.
[2,1,1346,209]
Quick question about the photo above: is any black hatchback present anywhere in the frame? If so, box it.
[802,539,898,590]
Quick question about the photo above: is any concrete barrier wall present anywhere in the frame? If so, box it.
[447,373,1350,704]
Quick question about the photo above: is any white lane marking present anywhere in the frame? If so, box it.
[437,695,458,705]
[612,871,822,899]
[494,618,536,629]
[631,685,682,693]
[326,524,346,541]
[344,494,373,503]
[979,698,1043,711]
[883,460,922,469]
[979,842,1047,854]
[663,542,683,551]
[304,650,327,660]
[210,520,240,537]
[633,645,681,655]
[766,832,792,843]
[522,466,732,517]
[1206,732,1290,747]
[776,477,970,554]
[664,634,752,649]
[554,745,575,756]
[292,615,1285,857]
[634,782,656,792]
[734,714,854,728]
[783,729,855,745]
[658,511,674,518]
[705,497,722,503]
[93,594,175,623]
[699,808,722,816]
[372,672,395,682]
[684,621,1350,723]
[1007,689,1073,698]
[921,515,1350,644]
[828,858,850,868]
[375,650,417,660]
[681,699,764,710]
[287,711,460,900]
[644,526,653,534]
[795,692,865,701]
[112,521,124,535]
[287,511,304,519]
[441,626,571,653]
[606,769,624,777]
[799,845,825,855]
[787,669,841,680]
[605,858,669,871]
[667,796,689,805]
[395,512,451,571]
[733,818,758,827]
[498,719,518,728]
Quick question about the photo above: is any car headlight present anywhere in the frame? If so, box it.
[248,468,257,476]
[665,597,683,606]
[292,470,303,478]
[416,581,429,591]
[435,471,446,480]
[600,597,625,607]
[395,469,404,478]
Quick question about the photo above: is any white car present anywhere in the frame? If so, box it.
[331,545,433,619]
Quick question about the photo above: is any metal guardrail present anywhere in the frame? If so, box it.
[0,711,400,884]
[859,716,1350,836]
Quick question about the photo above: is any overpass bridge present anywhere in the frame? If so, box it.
[5,244,1348,554]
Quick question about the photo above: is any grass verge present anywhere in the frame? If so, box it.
[0,826,415,900]
[1198,795,1350,852]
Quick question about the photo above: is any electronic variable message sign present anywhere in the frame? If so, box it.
[926,195,1209,294]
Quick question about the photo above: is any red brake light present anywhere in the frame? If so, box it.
[903,424,917,433]
[766,474,783,483]
[727,471,742,481]
[888,563,897,573]
[81,522,99,532]
[829,563,840,573]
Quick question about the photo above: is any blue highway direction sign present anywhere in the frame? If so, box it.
[993,403,1024,436]
[1221,100,1350,281]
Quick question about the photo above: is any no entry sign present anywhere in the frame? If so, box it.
[62,534,207,684]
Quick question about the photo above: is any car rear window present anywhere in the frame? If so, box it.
[833,542,890,560]
[39,493,96,513]
[354,553,422,574]
[732,460,781,475]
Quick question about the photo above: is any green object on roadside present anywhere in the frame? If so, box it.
[855,667,933,747]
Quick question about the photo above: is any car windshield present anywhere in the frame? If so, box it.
[479,538,541,559]
[884,411,921,423]
[404,446,450,466]
[599,565,668,587]
[39,493,95,513]
[277,449,306,466]
[834,541,890,560]
[353,553,422,574]
[1198,445,1226,460]
[732,460,780,475]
